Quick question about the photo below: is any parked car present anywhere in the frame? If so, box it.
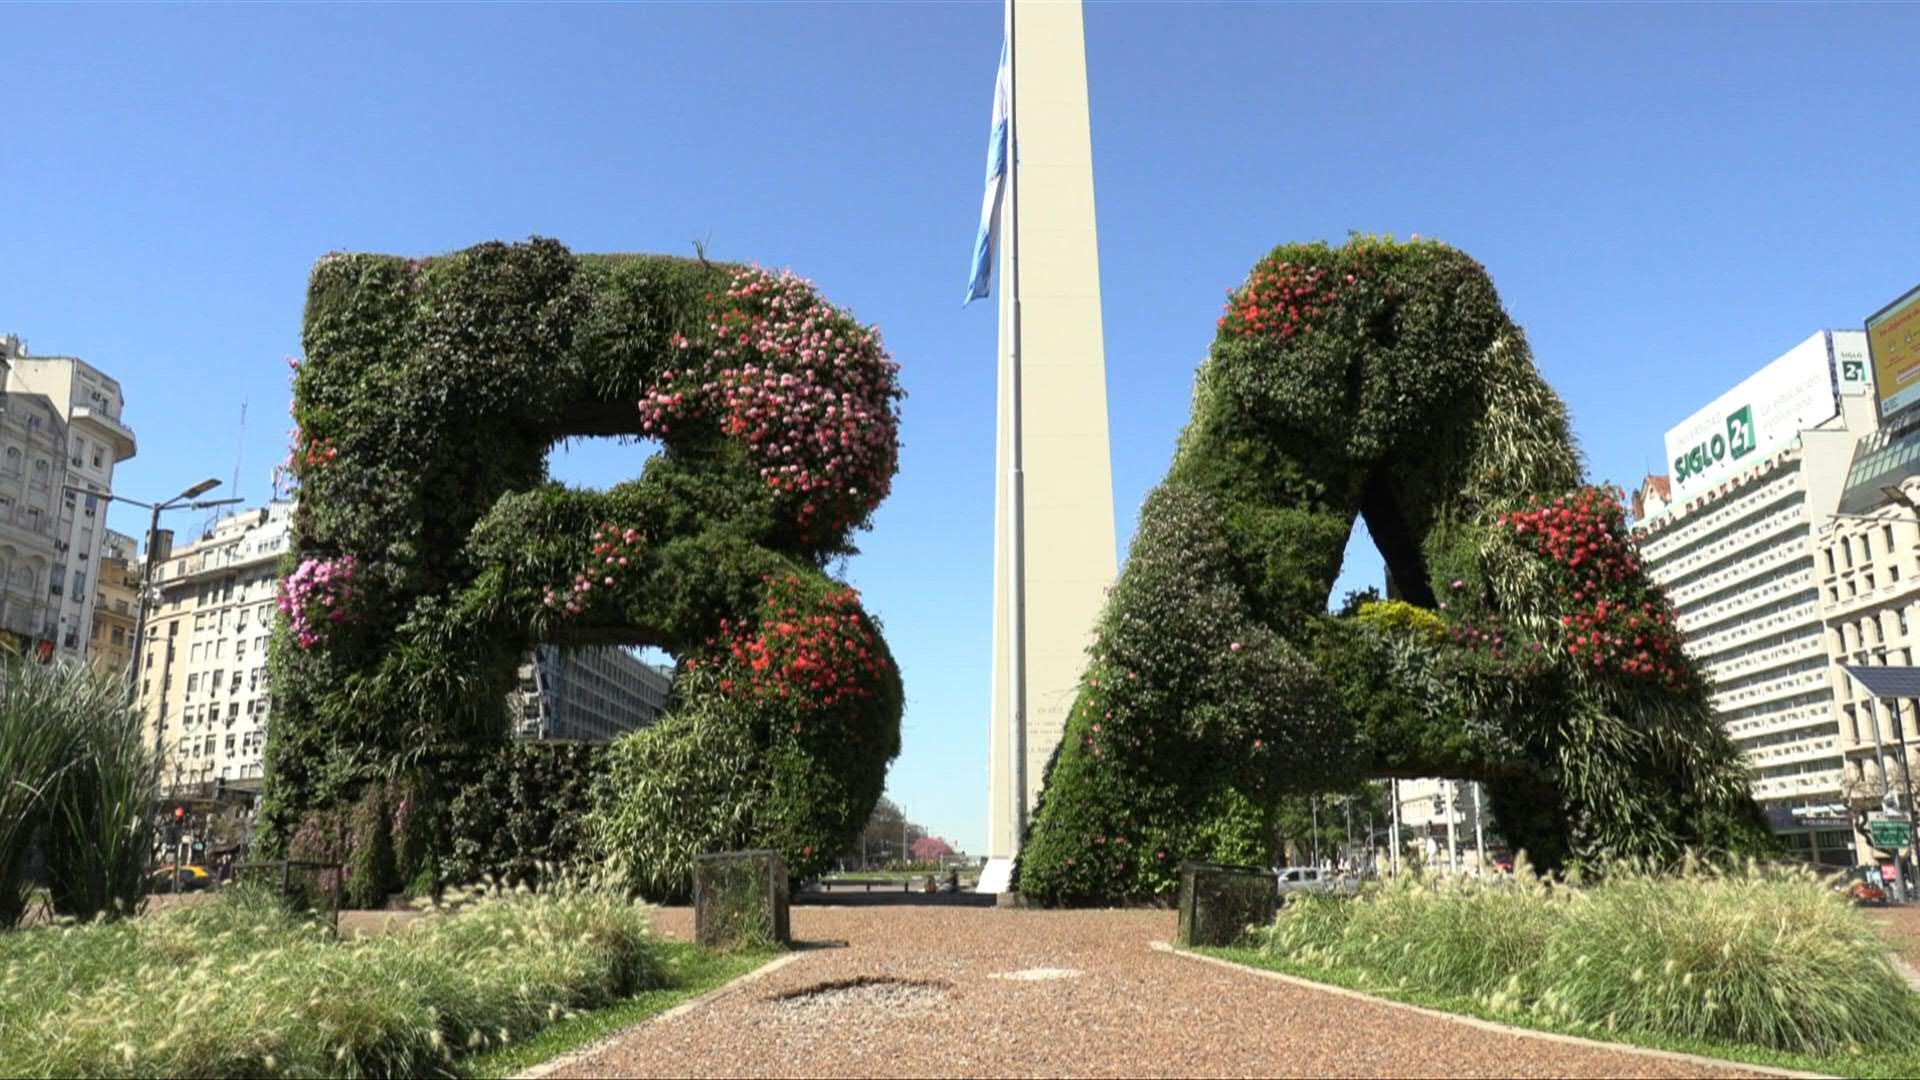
[147,865,214,894]
[1275,866,1341,900]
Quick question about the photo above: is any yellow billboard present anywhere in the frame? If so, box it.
[1867,284,1920,419]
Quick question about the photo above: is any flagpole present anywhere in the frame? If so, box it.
[1004,0,1030,855]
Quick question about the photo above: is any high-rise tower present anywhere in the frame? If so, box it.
[984,0,1118,876]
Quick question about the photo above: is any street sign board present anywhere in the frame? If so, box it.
[1869,819,1913,849]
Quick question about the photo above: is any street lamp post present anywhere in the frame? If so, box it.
[69,479,243,758]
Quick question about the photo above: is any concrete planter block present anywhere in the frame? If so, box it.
[693,850,790,949]
[1176,862,1278,947]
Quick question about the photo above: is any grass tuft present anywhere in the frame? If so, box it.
[0,878,664,1077]
[1251,859,1920,1059]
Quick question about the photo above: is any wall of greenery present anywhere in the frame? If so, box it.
[1017,236,1768,906]
[262,239,904,898]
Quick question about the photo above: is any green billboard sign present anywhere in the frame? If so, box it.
[1869,819,1913,849]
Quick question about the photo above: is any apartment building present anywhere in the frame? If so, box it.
[90,530,140,679]
[512,645,672,742]
[0,337,67,657]
[2,344,137,663]
[140,503,292,795]
[1816,407,1920,862]
[1632,330,1878,864]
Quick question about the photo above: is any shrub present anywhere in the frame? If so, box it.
[0,660,157,928]
[436,741,610,888]
[261,240,905,901]
[1256,861,1920,1055]
[1020,236,1765,905]
[0,877,662,1077]
[344,784,397,909]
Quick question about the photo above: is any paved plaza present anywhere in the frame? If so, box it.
[546,904,1765,1079]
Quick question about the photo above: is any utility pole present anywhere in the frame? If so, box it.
[1445,780,1460,875]
[1343,796,1353,873]
[1310,795,1321,869]
[1389,778,1401,877]
[1472,781,1487,875]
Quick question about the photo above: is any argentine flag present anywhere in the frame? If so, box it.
[964,40,1011,306]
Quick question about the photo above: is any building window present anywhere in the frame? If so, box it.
[186,673,198,693]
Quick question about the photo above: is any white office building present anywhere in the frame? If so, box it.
[1632,330,1878,863]
[512,645,672,742]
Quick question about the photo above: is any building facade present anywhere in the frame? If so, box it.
[512,645,672,742]
[138,499,676,792]
[140,503,293,795]
[1816,408,1920,862]
[1632,330,1881,864]
[0,338,68,657]
[89,529,140,679]
[2,346,137,663]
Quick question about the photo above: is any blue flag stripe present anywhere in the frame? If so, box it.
[965,41,1010,306]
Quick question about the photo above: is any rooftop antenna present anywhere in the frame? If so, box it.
[194,401,247,539]
[231,400,247,504]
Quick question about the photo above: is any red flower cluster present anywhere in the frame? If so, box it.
[300,437,338,469]
[1496,489,1686,684]
[710,575,890,710]
[546,522,643,617]
[1217,248,1374,340]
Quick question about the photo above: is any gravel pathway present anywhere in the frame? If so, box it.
[554,905,1764,1078]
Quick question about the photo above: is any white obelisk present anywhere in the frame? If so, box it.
[981,0,1117,891]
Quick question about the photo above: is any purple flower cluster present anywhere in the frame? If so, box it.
[278,554,359,649]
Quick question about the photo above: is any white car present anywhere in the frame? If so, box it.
[1275,866,1339,899]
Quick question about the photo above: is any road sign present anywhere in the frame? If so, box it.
[1869,819,1913,849]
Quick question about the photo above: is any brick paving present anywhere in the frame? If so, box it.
[552,904,1764,1079]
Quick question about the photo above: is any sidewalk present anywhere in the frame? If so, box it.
[548,905,1763,1079]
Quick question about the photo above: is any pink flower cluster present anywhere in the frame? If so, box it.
[637,268,903,539]
[278,555,359,649]
[546,522,642,616]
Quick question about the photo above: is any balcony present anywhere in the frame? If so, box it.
[1713,666,1829,713]
[70,406,135,463]
[1674,565,1815,634]
[1685,600,1821,661]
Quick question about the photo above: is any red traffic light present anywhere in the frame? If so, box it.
[174,807,185,819]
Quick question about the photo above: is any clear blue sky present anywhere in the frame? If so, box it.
[4,3,1916,853]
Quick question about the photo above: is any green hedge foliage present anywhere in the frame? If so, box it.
[1018,237,1766,905]
[0,660,158,928]
[261,238,904,896]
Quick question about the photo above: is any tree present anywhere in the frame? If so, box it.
[911,836,954,862]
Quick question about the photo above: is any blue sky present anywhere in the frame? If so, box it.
[4,2,1916,853]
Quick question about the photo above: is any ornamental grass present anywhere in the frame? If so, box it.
[1256,858,1920,1056]
[0,659,158,929]
[0,879,661,1078]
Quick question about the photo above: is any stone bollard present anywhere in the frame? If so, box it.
[1176,862,1279,948]
[693,850,791,949]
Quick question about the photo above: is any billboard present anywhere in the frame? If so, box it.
[1833,329,1873,396]
[1663,331,1839,498]
[1866,284,1920,420]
